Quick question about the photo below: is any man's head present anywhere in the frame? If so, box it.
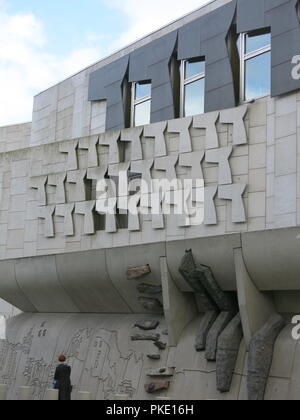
[58,355,66,363]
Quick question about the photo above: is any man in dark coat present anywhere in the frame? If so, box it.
[54,355,72,401]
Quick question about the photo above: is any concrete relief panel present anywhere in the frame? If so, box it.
[219,183,247,223]
[78,136,99,168]
[99,131,121,164]
[120,127,144,161]
[144,122,167,157]
[30,176,48,206]
[168,117,193,154]
[206,146,233,185]
[47,172,67,204]
[55,203,75,237]
[220,105,248,146]
[75,201,96,235]
[193,112,220,150]
[38,205,55,238]
[59,139,79,171]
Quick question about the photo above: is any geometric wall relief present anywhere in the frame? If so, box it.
[31,106,248,238]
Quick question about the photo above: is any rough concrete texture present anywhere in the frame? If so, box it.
[248,313,286,401]
[216,314,243,393]
[195,310,218,351]
[205,311,236,361]
[179,250,217,311]
[179,250,236,312]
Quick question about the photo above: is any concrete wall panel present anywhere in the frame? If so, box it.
[55,250,131,313]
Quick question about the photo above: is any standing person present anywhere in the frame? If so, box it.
[54,355,72,401]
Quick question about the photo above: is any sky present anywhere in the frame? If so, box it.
[0,0,210,126]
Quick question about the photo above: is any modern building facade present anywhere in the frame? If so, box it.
[0,0,300,400]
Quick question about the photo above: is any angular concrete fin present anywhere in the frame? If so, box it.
[234,247,276,348]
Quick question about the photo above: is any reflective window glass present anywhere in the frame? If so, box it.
[245,51,271,101]
[245,33,271,54]
[185,60,205,79]
[184,78,205,117]
[134,100,151,126]
[135,82,151,100]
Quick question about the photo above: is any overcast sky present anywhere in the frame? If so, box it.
[0,0,210,126]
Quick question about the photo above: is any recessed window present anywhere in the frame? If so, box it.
[181,59,205,117]
[239,31,271,102]
[132,81,151,127]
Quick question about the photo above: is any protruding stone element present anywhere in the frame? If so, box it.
[99,131,121,164]
[206,146,233,185]
[193,112,219,150]
[30,175,47,206]
[0,384,8,401]
[145,381,170,394]
[147,367,175,377]
[147,354,161,361]
[195,310,218,352]
[191,263,236,312]
[220,104,248,146]
[179,250,216,312]
[205,311,235,362]
[144,121,167,157]
[139,297,163,312]
[131,333,160,342]
[38,205,55,238]
[248,313,286,401]
[216,314,243,393]
[179,151,204,180]
[77,392,92,401]
[79,136,99,168]
[67,169,87,202]
[86,165,108,200]
[154,341,167,351]
[134,321,160,331]
[137,284,162,295]
[120,127,143,161]
[218,183,247,223]
[44,389,59,401]
[168,117,193,154]
[127,265,151,280]
[154,155,179,185]
[204,186,218,226]
[140,191,165,230]
[48,172,67,204]
[75,201,96,235]
[59,139,79,170]
[55,203,75,237]
[18,386,32,401]
[130,159,154,194]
